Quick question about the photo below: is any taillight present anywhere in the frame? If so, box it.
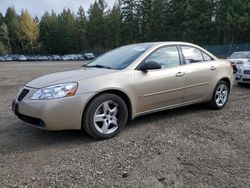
[230,63,233,70]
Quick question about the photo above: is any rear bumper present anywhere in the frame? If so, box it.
[12,88,94,130]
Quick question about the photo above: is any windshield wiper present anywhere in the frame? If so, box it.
[82,64,113,69]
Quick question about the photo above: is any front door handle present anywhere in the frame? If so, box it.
[210,66,216,70]
[176,72,185,77]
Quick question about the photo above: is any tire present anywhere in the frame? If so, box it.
[82,93,128,139]
[208,80,229,110]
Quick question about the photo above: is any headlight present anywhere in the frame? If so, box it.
[31,83,78,100]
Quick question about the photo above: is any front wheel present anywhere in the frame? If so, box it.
[209,81,229,109]
[82,93,128,139]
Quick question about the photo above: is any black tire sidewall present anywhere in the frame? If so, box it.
[211,81,229,109]
[83,93,128,139]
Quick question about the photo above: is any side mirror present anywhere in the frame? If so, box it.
[140,61,161,72]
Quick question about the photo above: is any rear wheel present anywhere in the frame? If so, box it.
[209,80,229,109]
[83,93,128,139]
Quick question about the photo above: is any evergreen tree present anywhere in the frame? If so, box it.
[105,3,122,48]
[150,0,164,41]
[58,9,78,54]
[120,0,140,44]
[87,0,106,50]
[138,0,152,41]
[76,6,88,52]
[4,7,20,53]
[39,11,60,54]
[183,0,215,45]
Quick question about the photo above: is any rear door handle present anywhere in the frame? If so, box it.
[210,66,216,70]
[176,72,185,77]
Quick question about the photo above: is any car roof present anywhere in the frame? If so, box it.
[130,41,201,46]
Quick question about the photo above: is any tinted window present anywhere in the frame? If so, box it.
[202,52,213,61]
[144,46,180,69]
[230,52,249,59]
[181,46,203,64]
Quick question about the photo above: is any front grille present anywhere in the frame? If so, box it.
[17,112,45,128]
[243,70,250,75]
[242,78,250,82]
[18,89,29,101]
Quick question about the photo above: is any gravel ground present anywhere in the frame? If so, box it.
[0,61,249,188]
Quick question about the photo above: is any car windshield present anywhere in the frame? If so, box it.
[230,52,249,59]
[87,44,153,70]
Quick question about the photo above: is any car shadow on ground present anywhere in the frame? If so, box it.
[127,103,210,129]
[1,103,210,155]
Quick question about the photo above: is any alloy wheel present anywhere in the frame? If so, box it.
[93,100,119,134]
[215,84,228,107]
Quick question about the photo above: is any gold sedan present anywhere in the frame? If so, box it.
[12,42,234,139]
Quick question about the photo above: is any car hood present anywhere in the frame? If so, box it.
[228,58,248,62]
[241,63,250,69]
[26,68,117,88]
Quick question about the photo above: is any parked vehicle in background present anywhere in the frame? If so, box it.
[12,42,233,139]
[0,54,87,62]
[228,51,250,73]
[3,55,12,61]
[26,55,36,61]
[37,56,49,61]
[84,53,95,60]
[17,55,27,61]
[74,54,85,61]
[62,55,70,61]
[236,61,250,86]
[0,57,5,62]
[52,55,62,61]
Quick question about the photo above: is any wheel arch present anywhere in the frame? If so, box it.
[81,89,133,129]
[220,77,231,92]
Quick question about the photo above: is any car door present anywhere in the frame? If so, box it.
[134,46,186,114]
[180,46,218,103]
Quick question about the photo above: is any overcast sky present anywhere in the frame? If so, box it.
[0,0,116,19]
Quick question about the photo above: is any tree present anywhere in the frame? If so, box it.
[76,6,88,51]
[138,0,152,41]
[0,23,12,53]
[4,7,20,53]
[87,0,106,50]
[19,10,39,53]
[120,0,140,44]
[57,9,78,54]
[182,0,215,45]
[105,3,122,48]
[149,0,164,41]
[39,11,60,54]
[0,12,3,25]
[215,0,250,44]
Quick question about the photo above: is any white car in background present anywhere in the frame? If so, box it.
[236,62,250,86]
[228,51,250,73]
[84,53,95,60]
[17,55,27,61]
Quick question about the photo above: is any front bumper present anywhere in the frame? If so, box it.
[12,86,94,130]
[235,73,250,83]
